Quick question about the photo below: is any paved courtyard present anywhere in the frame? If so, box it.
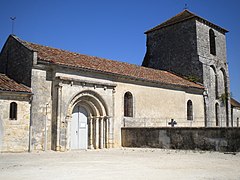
[0,148,239,180]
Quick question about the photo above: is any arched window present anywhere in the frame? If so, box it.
[210,66,218,98]
[209,29,216,55]
[215,103,219,126]
[124,92,133,117]
[187,100,193,120]
[10,102,17,120]
[237,118,239,127]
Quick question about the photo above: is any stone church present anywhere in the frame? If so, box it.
[0,10,238,152]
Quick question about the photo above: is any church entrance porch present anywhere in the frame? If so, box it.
[70,103,110,150]
[55,90,113,151]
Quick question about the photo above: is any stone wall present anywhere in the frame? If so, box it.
[196,20,231,127]
[0,93,31,152]
[122,127,240,152]
[51,66,116,150]
[114,81,205,147]
[142,19,203,82]
[0,35,33,87]
[30,68,52,151]
[232,107,240,127]
[142,17,231,127]
[35,63,205,150]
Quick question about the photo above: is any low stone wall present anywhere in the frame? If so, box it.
[121,127,240,152]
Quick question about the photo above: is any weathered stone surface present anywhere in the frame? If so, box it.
[0,94,31,152]
[122,127,240,152]
[143,19,203,81]
[30,68,52,151]
[0,36,33,87]
[142,17,231,127]
[232,107,240,127]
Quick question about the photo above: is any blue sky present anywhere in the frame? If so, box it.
[0,0,239,101]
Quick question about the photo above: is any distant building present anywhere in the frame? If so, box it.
[231,98,240,127]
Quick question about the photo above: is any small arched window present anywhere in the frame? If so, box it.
[124,92,133,117]
[187,100,193,120]
[237,117,239,127]
[10,102,17,120]
[209,29,216,55]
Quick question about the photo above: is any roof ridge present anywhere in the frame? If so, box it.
[17,36,179,73]
[10,35,38,52]
[145,10,196,33]
[14,35,145,68]
[11,36,204,90]
[23,39,199,80]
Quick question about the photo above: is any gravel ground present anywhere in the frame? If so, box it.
[0,148,239,180]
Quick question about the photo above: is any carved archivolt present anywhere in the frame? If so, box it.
[67,90,108,118]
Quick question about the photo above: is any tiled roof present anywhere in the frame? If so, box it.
[145,10,228,34]
[0,73,32,93]
[14,36,203,90]
[231,98,240,108]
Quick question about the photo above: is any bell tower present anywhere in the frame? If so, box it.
[142,10,231,127]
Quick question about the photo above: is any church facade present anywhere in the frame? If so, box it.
[0,10,237,152]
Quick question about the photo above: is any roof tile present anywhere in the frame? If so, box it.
[231,98,240,108]
[0,73,32,93]
[15,36,204,90]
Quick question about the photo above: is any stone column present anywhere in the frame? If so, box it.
[105,118,109,148]
[95,117,99,149]
[103,118,106,148]
[99,118,104,149]
[89,118,94,149]
[65,116,71,151]
[56,82,63,151]
[108,117,114,148]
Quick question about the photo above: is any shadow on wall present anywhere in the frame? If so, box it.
[121,127,240,152]
[0,117,3,151]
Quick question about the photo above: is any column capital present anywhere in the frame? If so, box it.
[56,81,63,88]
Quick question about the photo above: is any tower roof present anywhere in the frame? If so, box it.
[145,10,228,34]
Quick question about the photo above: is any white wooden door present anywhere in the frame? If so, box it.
[71,105,88,150]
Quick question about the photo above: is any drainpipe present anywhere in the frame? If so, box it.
[44,103,49,151]
[28,95,33,152]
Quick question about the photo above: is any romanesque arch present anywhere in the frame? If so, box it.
[210,66,217,98]
[218,68,226,97]
[66,90,110,150]
[218,68,229,126]
[209,29,216,55]
[67,90,108,117]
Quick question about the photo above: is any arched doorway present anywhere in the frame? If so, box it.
[66,90,112,150]
[71,105,88,150]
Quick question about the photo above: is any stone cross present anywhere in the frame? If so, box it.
[168,119,177,127]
